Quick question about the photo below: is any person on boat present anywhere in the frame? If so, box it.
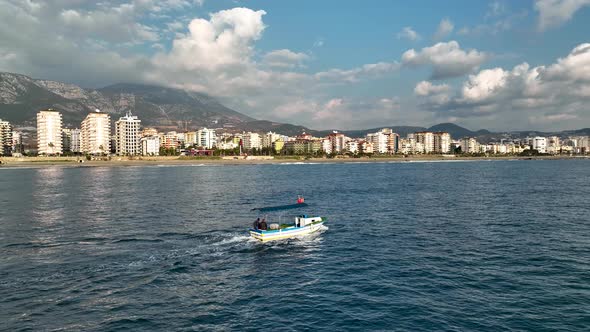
[259,218,268,230]
[297,195,305,204]
[253,218,260,230]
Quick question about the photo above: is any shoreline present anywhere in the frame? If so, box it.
[0,155,587,168]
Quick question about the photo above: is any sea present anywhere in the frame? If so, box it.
[1,159,589,331]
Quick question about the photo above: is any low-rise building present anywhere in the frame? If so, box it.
[347,140,359,154]
[141,136,160,156]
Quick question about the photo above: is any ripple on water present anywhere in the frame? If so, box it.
[0,160,589,331]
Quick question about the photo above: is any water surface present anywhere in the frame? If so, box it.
[1,160,589,331]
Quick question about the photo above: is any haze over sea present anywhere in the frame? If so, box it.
[1,160,589,331]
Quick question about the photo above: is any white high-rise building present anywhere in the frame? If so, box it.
[37,109,63,155]
[0,118,12,156]
[415,132,435,153]
[434,132,452,154]
[243,132,262,150]
[115,112,142,155]
[460,137,479,154]
[327,132,346,153]
[532,137,547,153]
[366,131,389,154]
[197,128,216,149]
[81,110,111,155]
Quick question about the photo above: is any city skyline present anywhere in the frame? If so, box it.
[1,1,589,132]
[2,109,587,157]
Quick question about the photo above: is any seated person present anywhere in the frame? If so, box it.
[259,218,268,230]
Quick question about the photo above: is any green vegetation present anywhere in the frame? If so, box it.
[159,147,180,156]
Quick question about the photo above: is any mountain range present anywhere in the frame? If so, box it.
[0,72,588,141]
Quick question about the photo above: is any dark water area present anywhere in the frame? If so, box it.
[1,160,589,331]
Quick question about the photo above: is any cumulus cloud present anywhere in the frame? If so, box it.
[433,18,454,40]
[397,27,421,41]
[153,8,266,71]
[414,81,452,106]
[415,43,590,129]
[402,41,487,79]
[535,0,590,30]
[414,81,451,96]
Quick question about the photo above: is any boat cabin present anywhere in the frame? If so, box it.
[295,215,322,227]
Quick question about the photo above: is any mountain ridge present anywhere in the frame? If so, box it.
[1,71,588,141]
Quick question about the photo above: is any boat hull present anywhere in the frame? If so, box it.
[249,221,325,242]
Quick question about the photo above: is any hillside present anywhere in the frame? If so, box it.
[0,72,254,129]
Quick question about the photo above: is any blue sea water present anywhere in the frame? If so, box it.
[0,160,589,331]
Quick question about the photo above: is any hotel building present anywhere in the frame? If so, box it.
[197,128,217,149]
[433,132,451,154]
[415,132,435,153]
[81,111,111,155]
[37,109,63,155]
[115,112,142,156]
[0,118,12,156]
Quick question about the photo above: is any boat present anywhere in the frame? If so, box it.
[249,215,327,242]
[249,196,326,242]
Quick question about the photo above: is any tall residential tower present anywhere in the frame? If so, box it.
[81,110,111,155]
[115,112,142,155]
[37,109,63,155]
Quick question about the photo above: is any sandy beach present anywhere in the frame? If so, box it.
[0,155,586,168]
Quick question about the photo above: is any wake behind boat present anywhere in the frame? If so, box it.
[249,196,327,242]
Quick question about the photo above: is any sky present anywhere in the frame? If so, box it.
[1,0,589,131]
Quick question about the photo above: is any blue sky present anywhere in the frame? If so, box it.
[1,0,589,131]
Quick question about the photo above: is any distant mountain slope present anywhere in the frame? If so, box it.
[0,72,254,128]
[427,123,477,138]
[314,126,426,138]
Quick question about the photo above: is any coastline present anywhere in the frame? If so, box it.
[0,155,587,168]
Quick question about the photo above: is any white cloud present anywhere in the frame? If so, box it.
[415,43,590,129]
[153,8,266,71]
[402,41,487,79]
[433,18,454,40]
[397,27,421,41]
[535,0,590,30]
[314,62,399,83]
[414,81,452,106]
[263,49,310,68]
[414,81,451,96]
